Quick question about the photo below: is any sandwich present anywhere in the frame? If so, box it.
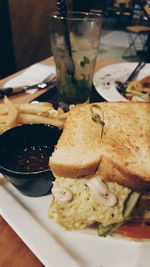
[48,102,150,240]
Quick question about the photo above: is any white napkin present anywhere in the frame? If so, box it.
[3,63,56,94]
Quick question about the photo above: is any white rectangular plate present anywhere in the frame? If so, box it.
[0,181,150,267]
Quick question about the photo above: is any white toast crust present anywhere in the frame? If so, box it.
[49,102,150,191]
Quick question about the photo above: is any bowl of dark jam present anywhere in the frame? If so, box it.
[0,124,62,197]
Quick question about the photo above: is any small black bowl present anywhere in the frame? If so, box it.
[0,124,62,197]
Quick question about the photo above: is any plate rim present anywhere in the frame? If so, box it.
[93,62,150,102]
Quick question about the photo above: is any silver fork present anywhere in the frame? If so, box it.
[115,61,146,95]
[0,73,56,98]
[24,73,56,90]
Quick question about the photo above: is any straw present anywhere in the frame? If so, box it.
[56,0,75,76]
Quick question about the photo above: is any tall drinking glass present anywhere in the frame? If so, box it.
[49,11,102,111]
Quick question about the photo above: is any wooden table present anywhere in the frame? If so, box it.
[0,57,117,266]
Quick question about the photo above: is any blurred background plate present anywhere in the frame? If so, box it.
[93,62,150,102]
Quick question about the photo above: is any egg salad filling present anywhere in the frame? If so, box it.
[49,175,131,230]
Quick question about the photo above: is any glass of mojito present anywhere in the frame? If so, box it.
[49,11,102,111]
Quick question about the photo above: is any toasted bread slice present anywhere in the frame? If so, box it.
[49,102,150,191]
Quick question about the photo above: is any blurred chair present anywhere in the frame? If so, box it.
[123,6,150,59]
[123,25,150,59]
[144,6,150,17]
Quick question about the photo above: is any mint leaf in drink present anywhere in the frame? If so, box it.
[80,56,90,68]
[62,72,90,104]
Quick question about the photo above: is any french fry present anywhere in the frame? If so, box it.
[57,106,64,115]
[3,95,11,105]
[18,113,64,128]
[56,106,68,120]
[18,103,52,115]
[57,112,68,120]
[0,115,7,123]
[48,109,58,117]
[0,104,8,115]
[32,102,53,108]
[0,97,67,132]
[3,96,18,131]
[0,124,4,134]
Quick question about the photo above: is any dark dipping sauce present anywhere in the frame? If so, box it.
[7,145,51,172]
